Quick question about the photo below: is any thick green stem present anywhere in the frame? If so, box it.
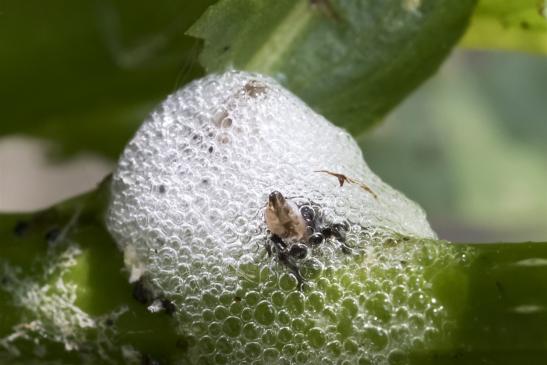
[416,242,547,364]
[1,185,547,363]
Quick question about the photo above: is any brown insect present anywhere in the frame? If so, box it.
[265,191,308,241]
[264,191,350,290]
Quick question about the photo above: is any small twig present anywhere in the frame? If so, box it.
[315,170,378,199]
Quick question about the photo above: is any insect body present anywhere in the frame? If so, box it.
[265,191,308,240]
[264,191,349,289]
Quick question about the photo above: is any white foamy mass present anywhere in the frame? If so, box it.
[106,70,440,364]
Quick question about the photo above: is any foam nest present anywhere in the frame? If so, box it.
[106,70,454,364]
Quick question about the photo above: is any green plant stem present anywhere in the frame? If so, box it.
[1,186,547,363]
[418,242,547,364]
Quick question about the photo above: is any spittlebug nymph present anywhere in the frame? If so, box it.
[264,191,349,289]
[265,191,307,240]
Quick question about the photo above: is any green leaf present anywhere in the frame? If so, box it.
[0,0,215,158]
[187,0,477,134]
[461,0,547,53]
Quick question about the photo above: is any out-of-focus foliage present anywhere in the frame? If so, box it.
[360,51,547,242]
[0,0,215,158]
[461,0,547,53]
[0,0,478,158]
[188,0,476,134]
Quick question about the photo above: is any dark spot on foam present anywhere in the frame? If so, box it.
[161,298,176,316]
[133,279,154,305]
[243,80,267,98]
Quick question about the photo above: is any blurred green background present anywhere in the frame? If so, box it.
[0,1,545,243]
[360,50,547,242]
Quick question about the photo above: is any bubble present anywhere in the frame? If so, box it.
[343,339,359,354]
[293,333,306,344]
[241,308,253,322]
[322,307,337,323]
[215,336,232,354]
[337,317,353,338]
[408,290,427,311]
[291,318,307,332]
[262,329,277,346]
[190,317,206,333]
[307,292,325,313]
[214,306,229,320]
[285,292,305,315]
[214,353,228,364]
[279,273,298,291]
[388,349,407,365]
[408,314,425,332]
[229,301,243,315]
[282,344,297,357]
[394,307,409,322]
[254,301,275,325]
[202,292,219,307]
[326,340,342,356]
[277,327,292,343]
[198,336,215,353]
[365,293,392,323]
[296,352,308,363]
[242,323,260,340]
[300,258,323,280]
[361,326,389,351]
[222,316,242,337]
[202,309,214,322]
[245,291,260,306]
[341,298,359,318]
[340,274,353,288]
[219,291,235,305]
[244,342,261,357]
[208,322,221,336]
[326,284,343,302]
[277,310,290,325]
[308,327,326,349]
[263,348,280,362]
[390,285,408,306]
[271,291,285,308]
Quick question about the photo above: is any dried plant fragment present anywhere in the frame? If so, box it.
[315,170,378,199]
